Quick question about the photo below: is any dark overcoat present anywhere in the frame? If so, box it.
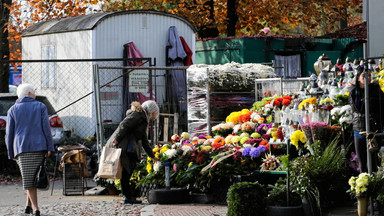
[106,102,155,172]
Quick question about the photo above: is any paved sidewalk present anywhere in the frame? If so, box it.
[0,179,228,216]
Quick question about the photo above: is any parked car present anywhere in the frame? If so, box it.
[0,93,64,145]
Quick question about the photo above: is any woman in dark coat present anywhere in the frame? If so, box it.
[348,65,384,173]
[106,100,159,204]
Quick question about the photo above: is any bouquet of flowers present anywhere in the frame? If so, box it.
[347,172,373,198]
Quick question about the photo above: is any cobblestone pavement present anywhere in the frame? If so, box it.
[0,179,148,216]
[0,179,228,216]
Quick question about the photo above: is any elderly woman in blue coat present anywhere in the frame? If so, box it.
[5,83,54,216]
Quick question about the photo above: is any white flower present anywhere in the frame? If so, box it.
[242,144,252,148]
[181,145,192,152]
[233,124,241,134]
[164,149,177,159]
[331,107,341,116]
[153,161,162,172]
[340,116,352,124]
[181,132,190,140]
[203,138,214,145]
[340,105,352,114]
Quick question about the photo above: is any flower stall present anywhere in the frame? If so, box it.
[131,58,384,213]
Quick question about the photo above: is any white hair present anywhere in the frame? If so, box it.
[17,83,35,98]
[142,100,159,116]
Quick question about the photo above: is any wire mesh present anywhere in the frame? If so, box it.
[7,59,188,143]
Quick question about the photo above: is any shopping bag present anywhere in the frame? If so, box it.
[97,146,122,179]
[35,158,50,191]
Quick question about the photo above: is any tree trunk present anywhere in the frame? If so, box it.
[227,0,238,36]
[0,1,11,93]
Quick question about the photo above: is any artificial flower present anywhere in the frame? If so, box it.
[240,137,250,144]
[164,149,177,159]
[290,130,306,149]
[153,161,162,172]
[201,146,212,152]
[251,132,261,138]
[212,136,225,148]
[225,135,234,144]
[181,132,190,140]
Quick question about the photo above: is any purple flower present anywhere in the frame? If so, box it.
[256,123,273,133]
[183,140,191,145]
[245,138,262,145]
[198,135,206,139]
[250,147,261,158]
[262,134,271,140]
[258,145,267,153]
[242,147,251,157]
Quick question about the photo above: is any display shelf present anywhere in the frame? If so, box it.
[262,139,291,206]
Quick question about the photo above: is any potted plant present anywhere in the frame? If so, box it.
[266,178,304,216]
[93,176,119,195]
[347,172,373,216]
[227,181,267,216]
[289,135,349,216]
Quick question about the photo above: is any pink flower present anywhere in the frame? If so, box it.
[261,27,270,34]
[173,163,178,172]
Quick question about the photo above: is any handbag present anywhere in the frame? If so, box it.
[96,146,123,179]
[35,158,50,191]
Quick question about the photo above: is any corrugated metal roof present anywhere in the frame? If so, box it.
[22,10,197,37]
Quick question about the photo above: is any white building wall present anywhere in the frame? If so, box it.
[22,31,95,137]
[93,12,195,124]
[21,12,196,138]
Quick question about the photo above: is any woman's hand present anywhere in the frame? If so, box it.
[45,151,51,158]
[112,140,119,146]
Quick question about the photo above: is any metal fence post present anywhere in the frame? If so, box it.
[93,64,104,160]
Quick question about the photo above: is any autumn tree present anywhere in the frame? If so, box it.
[8,0,101,61]
[102,0,363,37]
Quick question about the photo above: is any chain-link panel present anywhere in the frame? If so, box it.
[94,63,189,146]
[13,60,131,139]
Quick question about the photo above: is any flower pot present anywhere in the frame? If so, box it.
[265,205,304,216]
[357,197,368,216]
[107,188,120,195]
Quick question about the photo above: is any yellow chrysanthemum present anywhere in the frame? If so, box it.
[160,146,169,153]
[153,147,159,153]
[188,162,193,167]
[225,135,234,144]
[290,130,305,149]
[319,97,334,105]
[308,97,317,104]
[202,146,212,152]
[146,162,153,173]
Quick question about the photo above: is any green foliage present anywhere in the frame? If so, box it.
[267,178,302,207]
[289,135,349,213]
[227,181,267,216]
[333,94,349,107]
[370,170,384,204]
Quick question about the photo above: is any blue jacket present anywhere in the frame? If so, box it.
[5,96,54,159]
